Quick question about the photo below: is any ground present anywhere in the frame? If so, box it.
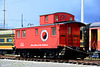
[0,59,98,67]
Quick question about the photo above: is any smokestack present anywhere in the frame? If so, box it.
[81,0,84,23]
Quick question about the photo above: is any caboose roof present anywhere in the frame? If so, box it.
[54,21,86,26]
[14,21,86,29]
[40,12,74,16]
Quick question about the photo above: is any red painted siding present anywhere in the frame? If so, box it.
[40,12,74,25]
[15,25,60,49]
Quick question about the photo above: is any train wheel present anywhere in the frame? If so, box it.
[81,57,84,60]
[26,52,30,58]
[45,51,55,59]
[40,54,44,58]
[57,55,62,59]
[29,53,34,58]
[46,56,50,59]
[20,52,24,57]
[20,52,27,57]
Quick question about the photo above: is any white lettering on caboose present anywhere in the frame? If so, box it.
[20,43,24,46]
[30,44,48,46]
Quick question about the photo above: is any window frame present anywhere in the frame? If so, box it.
[68,27,71,35]
[17,30,20,38]
[70,17,72,21]
[0,39,5,43]
[45,16,48,22]
[52,27,56,36]
[35,28,38,35]
[22,30,26,38]
[7,38,13,42]
[55,15,58,21]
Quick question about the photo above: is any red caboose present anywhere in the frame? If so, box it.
[15,12,86,59]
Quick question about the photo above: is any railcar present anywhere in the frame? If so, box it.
[15,12,86,59]
[89,22,100,58]
[0,30,15,55]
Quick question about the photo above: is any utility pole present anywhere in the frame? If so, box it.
[81,0,84,23]
[3,0,6,28]
[21,14,23,27]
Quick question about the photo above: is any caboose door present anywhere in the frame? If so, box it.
[60,24,66,46]
[60,24,72,46]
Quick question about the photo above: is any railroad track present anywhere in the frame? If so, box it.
[0,54,100,66]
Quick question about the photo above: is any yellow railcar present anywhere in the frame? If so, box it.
[0,30,15,54]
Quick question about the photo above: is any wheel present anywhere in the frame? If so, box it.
[40,55,44,58]
[20,52,27,57]
[20,52,24,57]
[81,57,84,60]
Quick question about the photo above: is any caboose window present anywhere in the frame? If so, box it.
[36,29,38,34]
[0,39,4,42]
[52,27,56,35]
[55,15,58,21]
[45,16,48,22]
[70,17,72,21]
[17,30,20,38]
[22,30,26,37]
[68,27,71,34]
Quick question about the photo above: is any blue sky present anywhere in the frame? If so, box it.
[0,0,100,28]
